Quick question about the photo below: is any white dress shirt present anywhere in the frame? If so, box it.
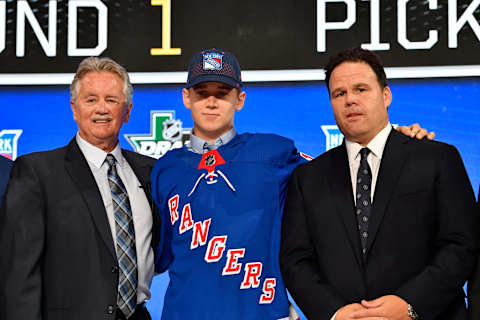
[345,123,392,204]
[331,123,392,320]
[76,134,154,304]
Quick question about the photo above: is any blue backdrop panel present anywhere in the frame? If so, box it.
[0,79,478,319]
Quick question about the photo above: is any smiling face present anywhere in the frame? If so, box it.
[182,81,246,143]
[328,61,392,146]
[71,71,132,152]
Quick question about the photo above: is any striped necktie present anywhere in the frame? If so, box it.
[105,154,137,318]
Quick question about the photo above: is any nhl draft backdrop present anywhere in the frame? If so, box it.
[1,1,479,319]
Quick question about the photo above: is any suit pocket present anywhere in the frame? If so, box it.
[45,308,69,320]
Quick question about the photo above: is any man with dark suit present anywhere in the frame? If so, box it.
[0,57,159,320]
[0,156,12,207]
[467,186,480,319]
[280,47,478,320]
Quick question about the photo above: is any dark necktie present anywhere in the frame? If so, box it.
[203,142,213,153]
[355,148,372,256]
[203,137,225,153]
[106,154,137,318]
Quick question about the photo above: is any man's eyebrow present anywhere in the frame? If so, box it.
[331,82,370,91]
[353,82,370,87]
[81,92,99,97]
[330,86,345,93]
[192,84,207,90]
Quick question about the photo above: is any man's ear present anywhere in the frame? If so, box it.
[71,101,78,122]
[383,85,392,109]
[182,88,191,110]
[235,91,246,111]
[123,103,133,123]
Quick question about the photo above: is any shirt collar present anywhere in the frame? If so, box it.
[189,128,237,154]
[76,133,124,168]
[345,123,392,161]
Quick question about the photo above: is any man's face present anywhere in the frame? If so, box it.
[328,61,392,146]
[71,71,132,152]
[182,82,246,143]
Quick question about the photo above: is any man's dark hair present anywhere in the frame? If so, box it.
[324,47,387,92]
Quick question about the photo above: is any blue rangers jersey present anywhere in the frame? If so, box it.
[151,133,307,320]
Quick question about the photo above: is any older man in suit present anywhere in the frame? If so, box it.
[280,48,478,320]
[0,57,159,320]
[0,156,12,207]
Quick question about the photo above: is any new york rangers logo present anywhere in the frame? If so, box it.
[203,52,223,70]
[321,125,343,151]
[0,129,22,160]
[321,124,398,151]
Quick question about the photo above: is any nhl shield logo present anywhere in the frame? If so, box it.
[162,118,183,142]
[198,149,225,173]
[205,154,216,167]
[203,52,223,70]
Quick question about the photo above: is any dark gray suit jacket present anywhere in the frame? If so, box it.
[281,129,478,320]
[0,138,160,320]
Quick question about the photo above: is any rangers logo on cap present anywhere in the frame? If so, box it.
[203,52,223,70]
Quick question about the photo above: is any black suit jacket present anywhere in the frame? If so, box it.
[281,129,478,320]
[0,156,12,207]
[0,138,160,320]
[467,186,480,320]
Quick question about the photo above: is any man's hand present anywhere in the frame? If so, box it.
[349,295,411,320]
[397,123,435,140]
[334,303,387,320]
[334,303,365,320]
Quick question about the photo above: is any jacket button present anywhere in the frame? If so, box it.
[111,266,119,273]
[106,305,115,314]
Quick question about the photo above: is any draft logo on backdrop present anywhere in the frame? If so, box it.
[125,111,191,158]
[0,129,22,160]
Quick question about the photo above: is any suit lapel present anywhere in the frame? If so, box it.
[122,150,160,257]
[64,138,117,259]
[122,150,153,213]
[122,150,149,187]
[366,130,409,253]
[327,144,363,268]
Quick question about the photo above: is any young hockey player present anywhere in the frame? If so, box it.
[150,48,432,320]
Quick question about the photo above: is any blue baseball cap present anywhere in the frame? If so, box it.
[186,49,243,89]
